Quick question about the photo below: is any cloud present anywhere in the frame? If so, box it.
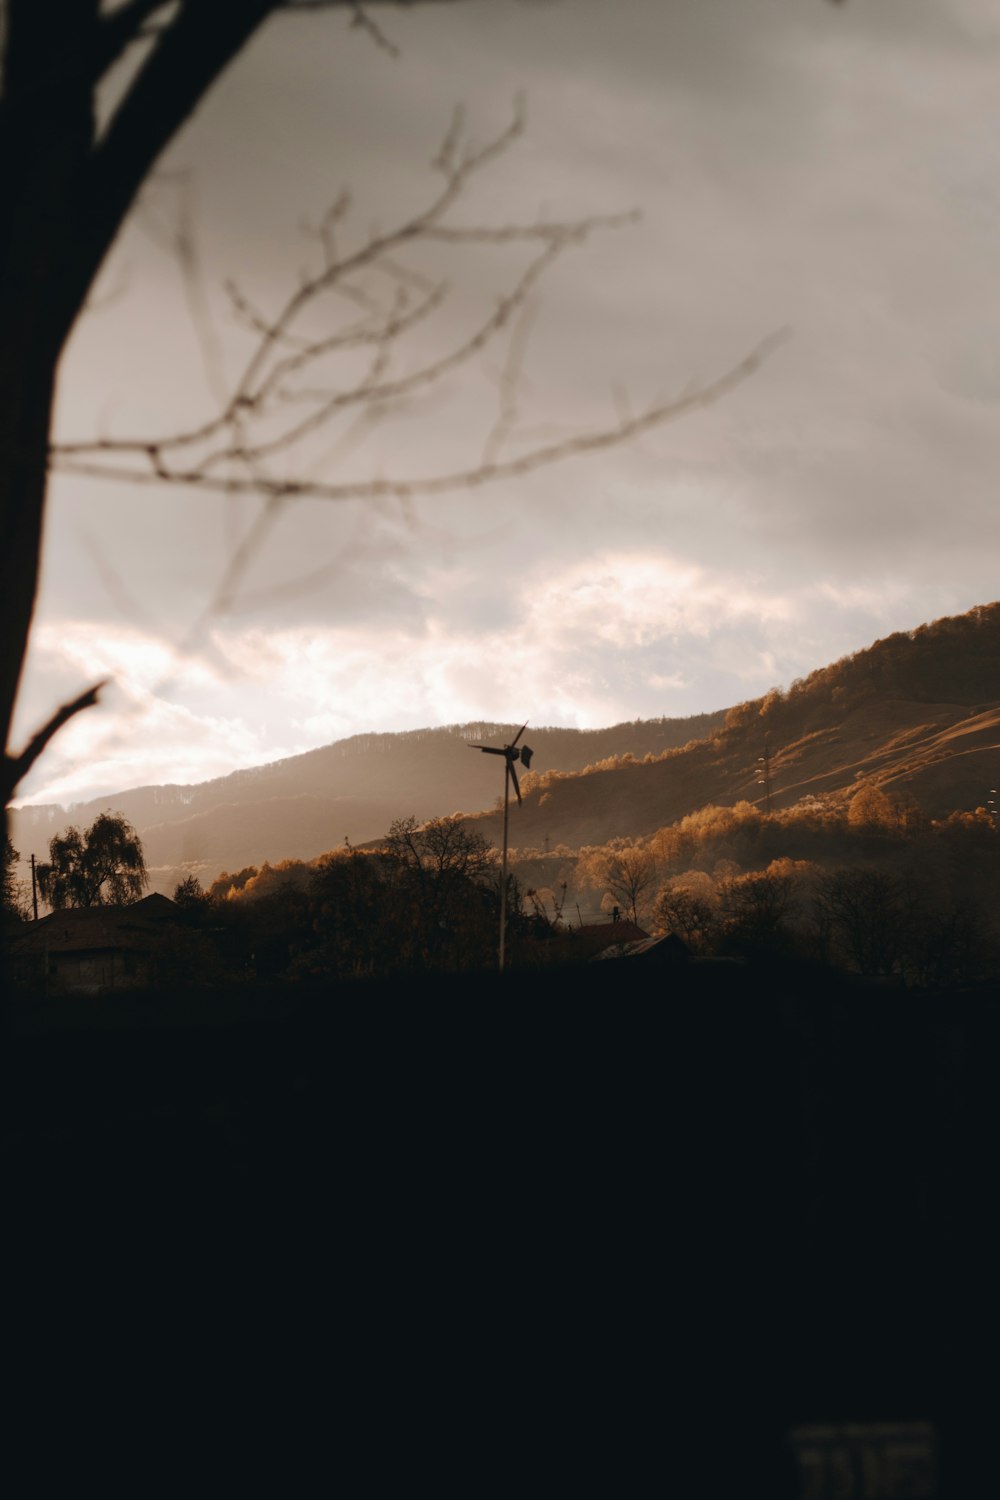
[16,547,957,805]
[16,0,1000,805]
[12,623,294,806]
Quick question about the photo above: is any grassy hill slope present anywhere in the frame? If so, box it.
[468,603,1000,850]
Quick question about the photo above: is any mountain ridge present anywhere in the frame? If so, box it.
[11,602,1000,894]
[11,710,727,891]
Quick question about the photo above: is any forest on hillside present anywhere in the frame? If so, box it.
[9,605,1000,990]
[11,604,1000,898]
[724,602,1000,735]
[14,785,991,994]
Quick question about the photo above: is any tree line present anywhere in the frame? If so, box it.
[7,783,999,990]
[167,792,1000,987]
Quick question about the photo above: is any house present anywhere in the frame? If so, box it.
[592,931,690,965]
[11,893,180,996]
[569,919,650,961]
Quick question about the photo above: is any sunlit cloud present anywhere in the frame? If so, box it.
[30,621,221,696]
[523,554,794,648]
[14,550,911,807]
[14,623,295,807]
[14,0,1000,808]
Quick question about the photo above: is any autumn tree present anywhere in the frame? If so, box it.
[37,811,147,909]
[1,1,781,821]
[580,840,658,927]
[846,783,897,833]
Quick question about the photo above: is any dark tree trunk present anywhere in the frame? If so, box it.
[0,324,67,795]
[0,0,277,804]
[1,1,99,785]
[0,1,286,1003]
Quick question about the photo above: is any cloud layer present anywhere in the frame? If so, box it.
[14,0,1000,803]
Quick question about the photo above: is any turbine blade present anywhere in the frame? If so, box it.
[509,761,522,805]
[510,721,528,749]
[477,746,506,756]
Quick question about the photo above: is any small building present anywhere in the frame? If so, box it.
[11,893,180,996]
[593,931,690,965]
[570,919,650,961]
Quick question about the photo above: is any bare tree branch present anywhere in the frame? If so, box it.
[0,0,473,811]
[53,108,783,524]
[54,329,788,503]
[92,1,174,80]
[3,680,107,801]
[44,103,786,732]
[347,3,401,57]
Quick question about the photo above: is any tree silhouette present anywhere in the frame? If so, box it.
[37,811,148,909]
[652,878,717,951]
[1,2,778,810]
[813,865,905,976]
[2,834,30,923]
[717,867,797,952]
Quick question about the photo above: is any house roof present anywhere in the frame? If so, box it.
[12,893,178,955]
[593,932,690,963]
[568,920,650,958]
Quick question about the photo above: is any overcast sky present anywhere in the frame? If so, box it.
[12,0,1000,805]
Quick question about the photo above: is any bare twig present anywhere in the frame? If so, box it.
[3,682,108,801]
[136,170,231,405]
[51,106,786,644]
[481,297,539,468]
[55,330,789,503]
[348,3,400,57]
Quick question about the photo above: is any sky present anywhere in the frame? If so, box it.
[12,0,1000,806]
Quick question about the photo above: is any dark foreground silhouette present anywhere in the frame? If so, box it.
[5,956,996,1494]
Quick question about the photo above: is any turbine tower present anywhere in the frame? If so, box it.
[468,722,534,972]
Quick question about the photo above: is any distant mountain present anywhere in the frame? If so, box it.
[466,602,1000,850]
[14,602,1000,896]
[10,711,725,895]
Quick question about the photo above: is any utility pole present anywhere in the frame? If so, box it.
[757,734,773,815]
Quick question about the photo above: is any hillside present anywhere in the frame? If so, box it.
[10,710,725,894]
[467,603,1000,851]
[12,601,1000,894]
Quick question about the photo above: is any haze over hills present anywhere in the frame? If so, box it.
[11,602,1000,896]
[10,711,726,895]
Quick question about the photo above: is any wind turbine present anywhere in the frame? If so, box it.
[468,722,534,972]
